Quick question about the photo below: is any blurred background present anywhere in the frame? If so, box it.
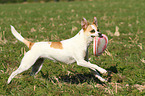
[0,0,87,4]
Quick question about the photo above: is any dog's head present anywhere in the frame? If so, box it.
[81,17,102,38]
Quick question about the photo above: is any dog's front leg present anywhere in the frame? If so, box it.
[89,68,107,82]
[77,60,107,74]
[84,49,106,82]
[84,47,89,62]
[76,60,107,82]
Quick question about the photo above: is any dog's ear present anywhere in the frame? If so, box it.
[93,17,98,26]
[81,18,89,30]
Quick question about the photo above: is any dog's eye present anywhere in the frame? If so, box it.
[97,29,99,32]
[90,29,95,33]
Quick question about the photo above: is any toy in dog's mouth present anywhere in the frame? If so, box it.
[93,34,108,56]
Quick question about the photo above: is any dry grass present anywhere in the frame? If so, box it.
[0,0,145,95]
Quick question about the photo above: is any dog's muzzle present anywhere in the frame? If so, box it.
[91,32,102,38]
[98,32,103,38]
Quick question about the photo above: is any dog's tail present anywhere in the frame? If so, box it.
[10,25,34,49]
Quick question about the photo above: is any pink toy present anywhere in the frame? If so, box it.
[93,34,108,56]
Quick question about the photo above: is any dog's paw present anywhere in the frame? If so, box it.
[100,69,107,74]
[103,70,113,76]
[99,78,108,82]
[102,70,113,82]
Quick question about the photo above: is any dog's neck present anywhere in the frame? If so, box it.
[71,29,93,47]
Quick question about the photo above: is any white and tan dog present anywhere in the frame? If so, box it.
[7,17,108,84]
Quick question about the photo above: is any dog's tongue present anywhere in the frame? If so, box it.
[93,34,108,56]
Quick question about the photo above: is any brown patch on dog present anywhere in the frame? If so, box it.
[29,42,34,50]
[84,24,98,33]
[23,39,34,50]
[48,42,51,44]
[50,42,63,49]
[85,25,94,32]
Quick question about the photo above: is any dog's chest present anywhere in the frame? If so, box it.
[39,47,76,64]
[47,54,76,64]
[61,56,76,64]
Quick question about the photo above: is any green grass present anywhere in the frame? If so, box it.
[0,0,145,95]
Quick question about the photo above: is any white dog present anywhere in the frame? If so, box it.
[7,17,108,84]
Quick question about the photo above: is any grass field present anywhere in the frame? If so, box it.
[0,0,145,95]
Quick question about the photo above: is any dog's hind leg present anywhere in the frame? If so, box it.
[30,58,44,76]
[7,51,39,84]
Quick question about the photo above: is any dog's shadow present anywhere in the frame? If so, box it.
[40,66,118,84]
[106,66,118,73]
[41,71,101,84]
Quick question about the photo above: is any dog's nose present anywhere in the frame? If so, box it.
[98,32,102,37]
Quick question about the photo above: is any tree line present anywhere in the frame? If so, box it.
[0,0,78,3]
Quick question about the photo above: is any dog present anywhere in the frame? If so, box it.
[7,17,108,84]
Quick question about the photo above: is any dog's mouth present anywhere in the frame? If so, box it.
[91,32,102,38]
[91,35,95,38]
[98,32,103,38]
